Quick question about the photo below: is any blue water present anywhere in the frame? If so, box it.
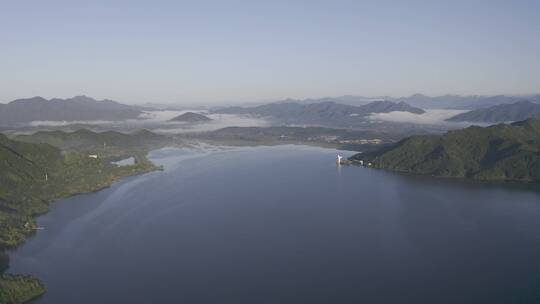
[8,145,540,303]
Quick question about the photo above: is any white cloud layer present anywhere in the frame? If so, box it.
[154,113,271,134]
[28,110,270,133]
[368,109,469,125]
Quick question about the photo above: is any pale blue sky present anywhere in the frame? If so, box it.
[1,0,539,104]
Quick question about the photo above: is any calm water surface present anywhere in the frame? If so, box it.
[8,145,540,303]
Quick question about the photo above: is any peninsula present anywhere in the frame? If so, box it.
[350,118,540,182]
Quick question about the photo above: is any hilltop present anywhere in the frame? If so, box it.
[0,95,143,126]
[169,112,212,122]
[446,101,540,123]
[350,118,540,182]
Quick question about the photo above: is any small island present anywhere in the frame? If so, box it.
[169,112,212,123]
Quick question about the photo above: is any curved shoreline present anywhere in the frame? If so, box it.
[1,154,163,304]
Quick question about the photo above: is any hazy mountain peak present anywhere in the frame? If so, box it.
[70,95,97,102]
[447,100,540,123]
[169,112,212,122]
[213,99,424,128]
[408,93,429,98]
[0,95,142,126]
[9,96,48,104]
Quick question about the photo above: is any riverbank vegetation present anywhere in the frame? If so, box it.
[0,274,46,304]
[0,130,171,303]
[350,119,540,182]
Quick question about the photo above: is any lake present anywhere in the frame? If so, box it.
[8,145,540,303]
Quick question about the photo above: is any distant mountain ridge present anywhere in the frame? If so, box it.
[268,94,540,110]
[350,118,540,182]
[214,100,424,128]
[446,101,540,123]
[0,95,143,126]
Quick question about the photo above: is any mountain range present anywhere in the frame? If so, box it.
[446,101,540,123]
[269,94,540,110]
[350,118,540,182]
[3,94,540,129]
[0,96,143,126]
[214,100,424,128]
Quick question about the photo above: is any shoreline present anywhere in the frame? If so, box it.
[1,154,163,304]
[349,159,540,185]
[347,159,540,191]
[7,162,163,250]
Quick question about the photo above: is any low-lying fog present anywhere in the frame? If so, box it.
[368,109,488,127]
[23,109,491,135]
[27,111,271,134]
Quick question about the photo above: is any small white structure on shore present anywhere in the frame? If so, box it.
[24,222,44,230]
[88,154,98,159]
[337,154,343,165]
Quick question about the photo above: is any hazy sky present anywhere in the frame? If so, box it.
[1,0,539,104]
